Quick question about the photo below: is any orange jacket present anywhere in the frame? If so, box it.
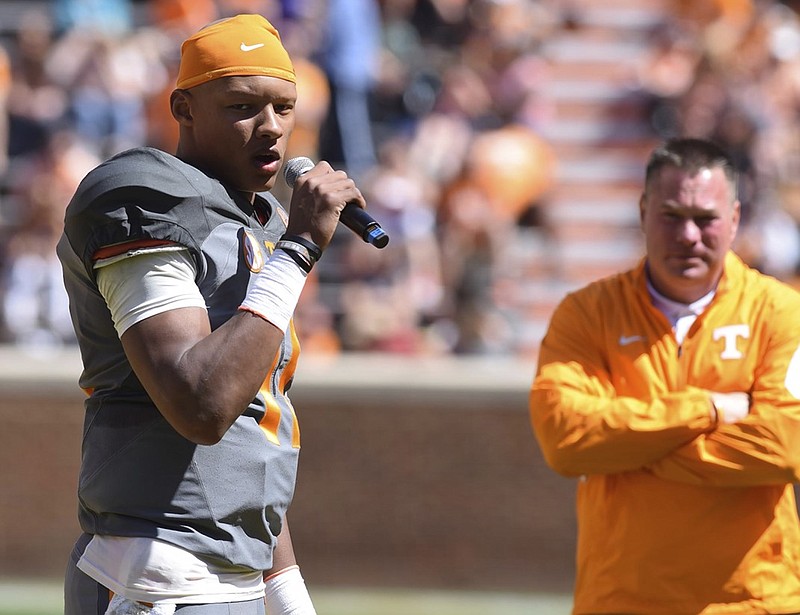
[530,252,800,614]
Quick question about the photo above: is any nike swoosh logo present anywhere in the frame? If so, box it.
[240,42,265,52]
[619,335,645,346]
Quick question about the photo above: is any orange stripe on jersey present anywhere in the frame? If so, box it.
[258,332,302,448]
[92,239,178,261]
[259,393,282,446]
[258,347,282,444]
[285,323,301,448]
[280,322,300,393]
[290,401,300,449]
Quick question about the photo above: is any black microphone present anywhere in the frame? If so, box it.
[282,157,390,249]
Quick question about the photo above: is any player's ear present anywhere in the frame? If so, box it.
[170,89,193,126]
[731,199,741,238]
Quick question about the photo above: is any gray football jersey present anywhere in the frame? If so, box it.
[58,147,301,571]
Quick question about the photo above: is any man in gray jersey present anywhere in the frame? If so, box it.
[57,14,365,615]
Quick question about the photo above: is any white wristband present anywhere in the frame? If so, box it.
[264,565,316,615]
[239,250,307,332]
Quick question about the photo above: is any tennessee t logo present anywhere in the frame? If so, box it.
[713,324,750,359]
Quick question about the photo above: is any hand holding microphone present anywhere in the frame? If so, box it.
[242,158,379,329]
[283,157,389,249]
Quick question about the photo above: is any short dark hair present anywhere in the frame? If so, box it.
[644,138,738,200]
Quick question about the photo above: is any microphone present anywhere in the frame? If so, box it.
[283,157,390,249]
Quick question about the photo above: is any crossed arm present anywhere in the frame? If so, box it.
[530,296,800,487]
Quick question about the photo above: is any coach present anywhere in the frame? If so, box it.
[531,138,800,614]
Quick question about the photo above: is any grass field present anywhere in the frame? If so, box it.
[0,580,573,615]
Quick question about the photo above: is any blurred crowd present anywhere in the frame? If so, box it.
[638,0,800,283]
[0,0,560,355]
[2,0,800,355]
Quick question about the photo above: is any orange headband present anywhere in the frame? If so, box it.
[176,14,295,89]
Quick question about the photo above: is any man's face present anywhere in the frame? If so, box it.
[639,164,740,303]
[178,75,297,194]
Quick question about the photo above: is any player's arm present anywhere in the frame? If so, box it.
[530,293,717,477]
[121,305,285,444]
[95,246,289,445]
[106,163,361,445]
[263,516,316,615]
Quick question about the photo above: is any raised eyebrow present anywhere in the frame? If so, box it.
[224,86,289,97]
[271,94,296,105]
[659,200,718,215]
[227,92,296,106]
[658,201,683,213]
